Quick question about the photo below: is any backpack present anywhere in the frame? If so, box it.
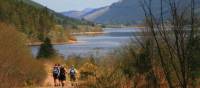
[60,67,66,76]
[70,68,76,76]
[53,67,59,75]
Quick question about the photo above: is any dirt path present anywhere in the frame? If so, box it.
[42,63,73,88]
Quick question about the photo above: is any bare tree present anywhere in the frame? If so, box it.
[139,0,200,88]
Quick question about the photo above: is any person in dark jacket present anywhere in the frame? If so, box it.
[58,65,66,87]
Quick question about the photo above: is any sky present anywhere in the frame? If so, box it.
[32,0,120,12]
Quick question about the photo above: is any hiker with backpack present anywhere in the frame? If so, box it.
[69,65,77,83]
[58,65,67,87]
[52,64,60,86]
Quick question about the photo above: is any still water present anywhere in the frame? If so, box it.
[31,28,141,58]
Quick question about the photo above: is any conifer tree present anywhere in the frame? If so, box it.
[37,37,56,59]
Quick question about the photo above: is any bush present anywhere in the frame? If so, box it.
[79,62,97,80]
[0,22,46,87]
[83,57,126,88]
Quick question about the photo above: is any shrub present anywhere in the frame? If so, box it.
[79,62,97,80]
[0,22,46,87]
[83,57,126,88]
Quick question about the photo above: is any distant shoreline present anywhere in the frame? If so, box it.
[26,40,77,46]
[72,31,105,35]
[103,25,145,29]
[27,27,143,46]
[27,32,106,46]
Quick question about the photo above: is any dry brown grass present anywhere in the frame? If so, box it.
[0,22,46,87]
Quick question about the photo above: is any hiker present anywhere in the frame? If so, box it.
[58,65,66,87]
[52,64,60,86]
[69,65,77,82]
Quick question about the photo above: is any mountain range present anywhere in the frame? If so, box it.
[61,0,200,25]
[25,0,92,25]
[61,0,144,25]
[61,8,96,20]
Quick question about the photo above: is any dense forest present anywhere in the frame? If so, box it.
[0,0,101,43]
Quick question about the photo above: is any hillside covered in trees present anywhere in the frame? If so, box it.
[0,0,101,43]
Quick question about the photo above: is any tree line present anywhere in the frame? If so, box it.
[0,0,94,41]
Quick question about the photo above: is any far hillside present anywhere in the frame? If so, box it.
[64,0,200,26]
[0,0,102,44]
